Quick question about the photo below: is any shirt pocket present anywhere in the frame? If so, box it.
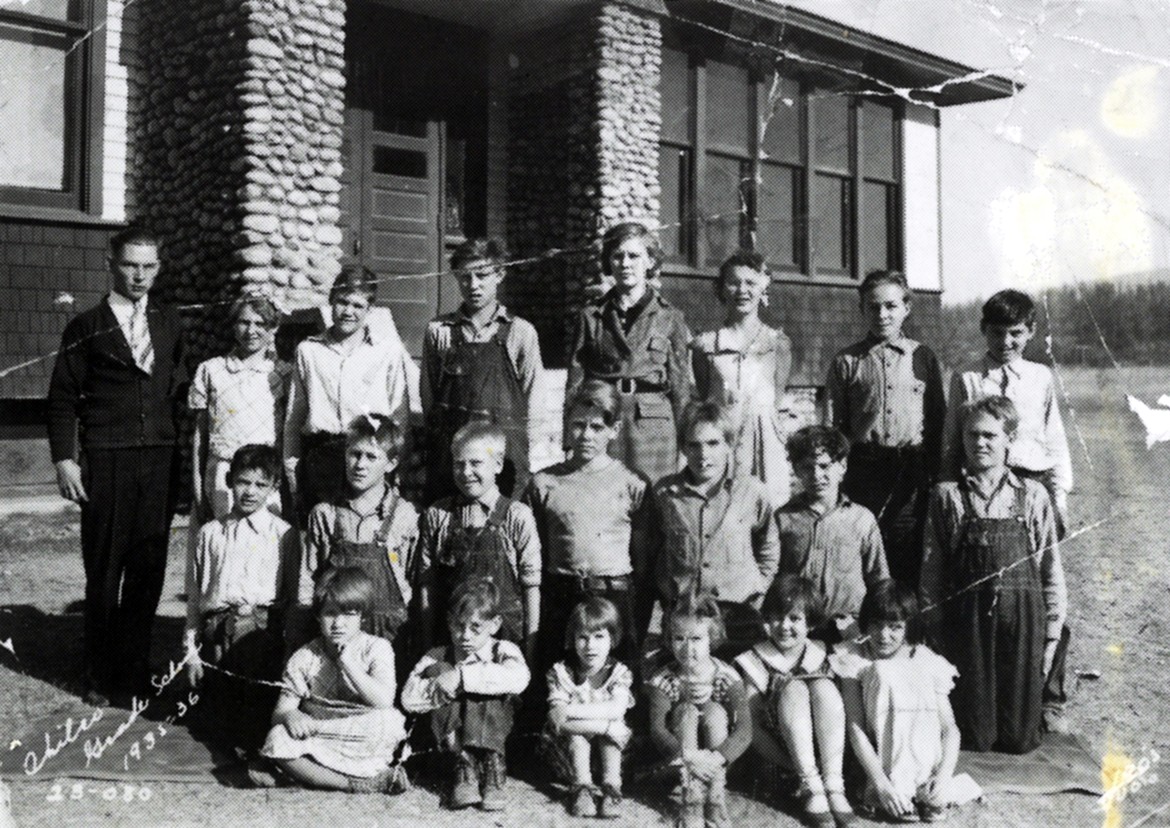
[636,394,673,420]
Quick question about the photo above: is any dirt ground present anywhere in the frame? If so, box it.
[2,364,1169,827]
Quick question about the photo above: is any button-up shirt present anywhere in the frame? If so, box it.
[189,352,291,460]
[418,491,542,587]
[775,493,888,619]
[652,469,779,605]
[299,484,420,607]
[826,336,946,461]
[942,356,1073,494]
[400,638,531,712]
[920,471,1066,642]
[185,509,297,634]
[283,324,413,464]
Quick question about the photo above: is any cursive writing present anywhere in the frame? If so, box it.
[150,646,198,695]
[23,708,104,776]
[82,696,149,766]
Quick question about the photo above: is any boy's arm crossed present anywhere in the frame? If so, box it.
[459,639,531,697]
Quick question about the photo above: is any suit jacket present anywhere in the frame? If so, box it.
[47,297,187,461]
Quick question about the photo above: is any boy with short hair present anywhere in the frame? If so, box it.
[942,288,1072,535]
[775,426,889,644]
[185,444,297,751]
[418,422,541,663]
[826,270,946,588]
[922,397,1066,753]
[421,238,543,501]
[293,415,419,672]
[402,578,531,811]
[284,265,414,522]
[651,400,779,659]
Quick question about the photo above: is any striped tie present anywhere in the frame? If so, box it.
[130,301,155,374]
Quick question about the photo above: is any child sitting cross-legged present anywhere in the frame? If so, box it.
[646,594,752,828]
[543,596,635,819]
[401,578,531,812]
[253,566,409,794]
[735,576,853,827]
[830,580,980,822]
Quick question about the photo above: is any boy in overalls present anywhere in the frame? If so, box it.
[421,238,543,502]
[418,422,542,666]
[921,396,1066,753]
[296,414,419,678]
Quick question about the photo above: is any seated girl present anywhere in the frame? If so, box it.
[253,566,408,794]
[735,576,853,827]
[831,581,980,822]
[544,596,635,819]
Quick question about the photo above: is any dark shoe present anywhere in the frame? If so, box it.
[597,783,622,820]
[82,687,111,708]
[479,751,506,812]
[917,799,948,822]
[570,784,596,817]
[246,757,282,788]
[796,776,835,828]
[450,751,481,809]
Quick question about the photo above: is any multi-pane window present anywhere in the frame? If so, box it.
[0,0,93,210]
[658,48,902,279]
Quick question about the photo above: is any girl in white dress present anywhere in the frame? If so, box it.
[831,581,979,822]
[691,251,792,507]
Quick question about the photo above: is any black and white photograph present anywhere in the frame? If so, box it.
[0,0,1168,825]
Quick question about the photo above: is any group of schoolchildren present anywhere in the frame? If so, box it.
[181,220,1071,827]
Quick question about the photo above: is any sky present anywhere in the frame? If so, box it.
[789,0,1170,304]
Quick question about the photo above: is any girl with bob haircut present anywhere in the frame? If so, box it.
[543,597,635,818]
[256,566,409,794]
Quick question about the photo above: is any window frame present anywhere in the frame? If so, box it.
[657,47,904,284]
[0,0,105,219]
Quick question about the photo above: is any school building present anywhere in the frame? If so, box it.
[0,0,1013,496]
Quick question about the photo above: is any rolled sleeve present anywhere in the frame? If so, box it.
[753,491,780,583]
[512,504,542,587]
[459,640,531,696]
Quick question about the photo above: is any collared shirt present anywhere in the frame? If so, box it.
[282,632,398,703]
[107,291,149,349]
[400,638,531,712]
[942,356,1073,493]
[189,352,291,459]
[418,493,542,587]
[826,335,946,457]
[734,639,828,695]
[523,458,648,577]
[283,325,413,463]
[546,659,635,709]
[185,509,297,634]
[300,484,421,606]
[652,470,779,604]
[775,493,888,619]
[920,471,1066,642]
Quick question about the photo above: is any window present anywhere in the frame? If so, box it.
[0,0,94,210]
[658,48,902,280]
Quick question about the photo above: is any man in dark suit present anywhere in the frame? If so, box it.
[48,226,186,706]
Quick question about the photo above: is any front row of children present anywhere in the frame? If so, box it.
[183,390,1062,824]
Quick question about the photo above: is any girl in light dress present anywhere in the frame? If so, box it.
[544,597,635,819]
[691,250,792,507]
[830,581,979,822]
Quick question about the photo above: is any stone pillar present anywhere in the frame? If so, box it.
[134,0,346,362]
[506,2,662,367]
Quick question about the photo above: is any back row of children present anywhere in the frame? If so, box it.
[182,220,1069,824]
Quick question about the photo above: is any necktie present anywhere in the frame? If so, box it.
[130,301,155,374]
[999,366,1011,395]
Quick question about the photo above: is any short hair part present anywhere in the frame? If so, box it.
[314,566,374,617]
[761,575,827,630]
[787,425,850,465]
[857,579,921,642]
[716,249,768,302]
[600,221,663,279]
[959,395,1020,439]
[678,399,736,448]
[109,225,159,259]
[859,269,910,300]
[227,443,281,487]
[451,237,507,271]
[229,292,280,329]
[329,264,378,303]
[345,413,405,460]
[448,578,502,625]
[565,380,619,427]
[981,288,1036,329]
[564,596,623,650]
[451,421,507,458]
[665,592,726,650]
